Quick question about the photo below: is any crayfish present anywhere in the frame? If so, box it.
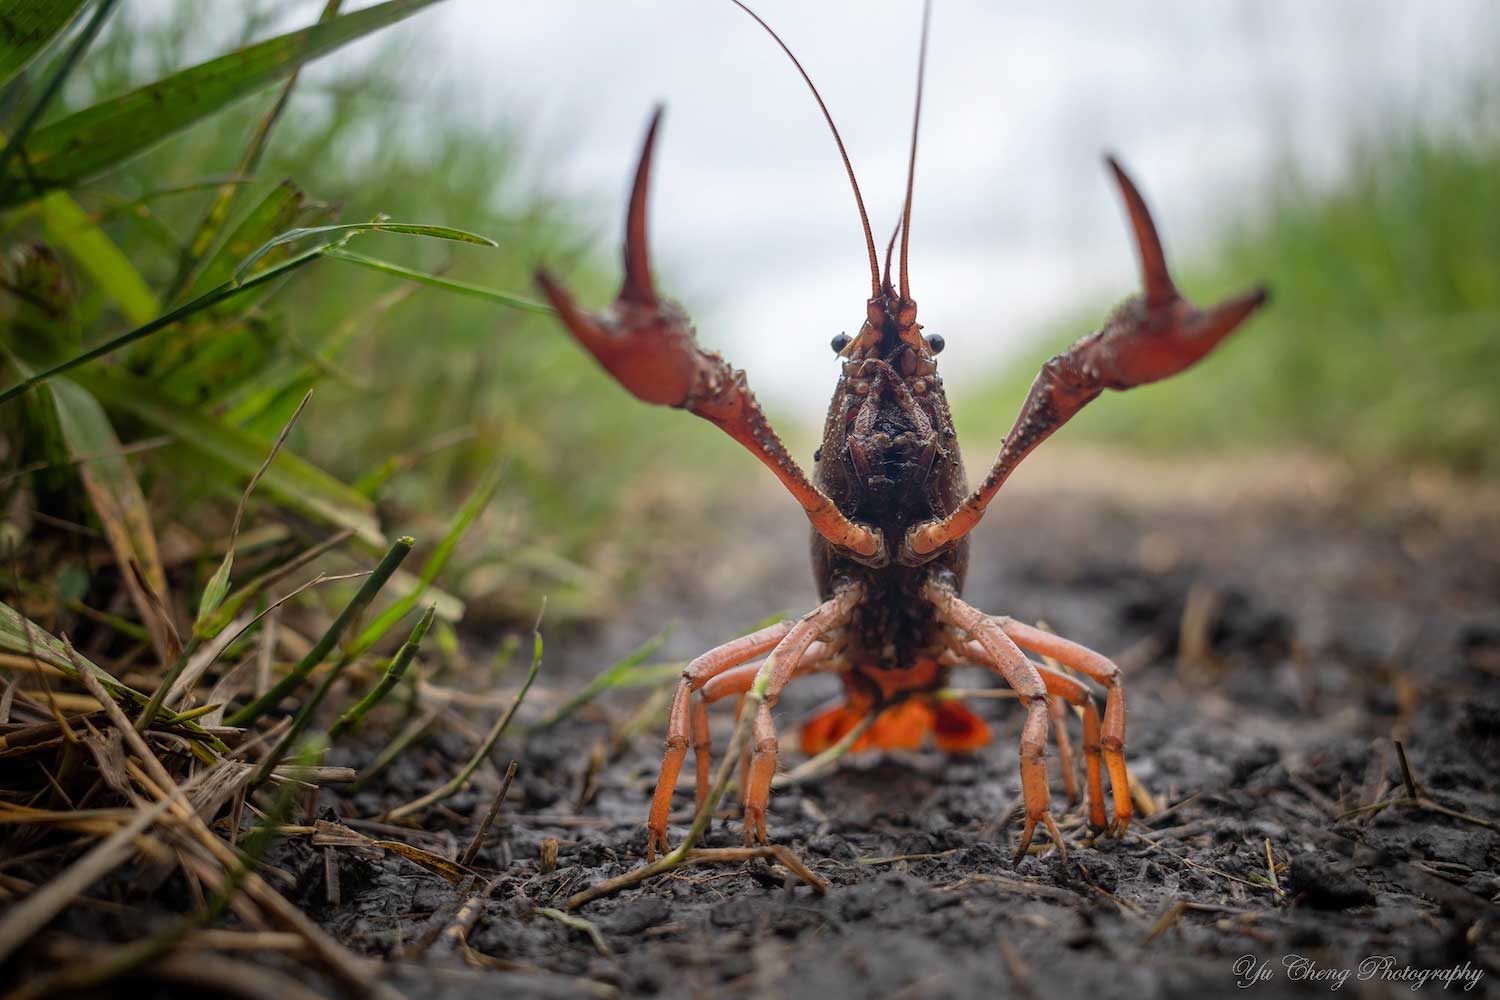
[537,2,1266,861]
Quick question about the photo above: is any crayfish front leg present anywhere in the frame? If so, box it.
[536,109,885,565]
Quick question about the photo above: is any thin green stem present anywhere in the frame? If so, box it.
[0,248,321,406]
[322,247,554,315]
[226,536,412,727]
[169,0,344,299]
[564,687,760,910]
[383,618,541,822]
[327,604,434,741]
[133,635,203,733]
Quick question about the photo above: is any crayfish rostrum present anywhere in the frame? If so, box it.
[537,2,1266,861]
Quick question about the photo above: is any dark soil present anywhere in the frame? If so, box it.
[44,451,1499,999]
[302,451,1500,999]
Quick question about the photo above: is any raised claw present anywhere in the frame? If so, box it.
[1085,156,1269,391]
[535,111,707,407]
[901,156,1267,560]
[537,108,886,563]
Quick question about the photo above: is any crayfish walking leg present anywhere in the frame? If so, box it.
[647,620,794,860]
[926,579,1068,859]
[646,590,860,858]
[997,618,1132,835]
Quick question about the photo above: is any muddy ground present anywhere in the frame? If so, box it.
[287,448,1494,1000]
[43,448,1500,999]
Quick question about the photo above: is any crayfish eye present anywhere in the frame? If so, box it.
[830,333,852,354]
[925,333,945,355]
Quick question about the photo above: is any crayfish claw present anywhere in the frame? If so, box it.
[622,106,664,307]
[534,265,701,408]
[1106,154,1175,310]
[534,109,704,409]
[541,110,886,562]
[535,268,610,354]
[1091,156,1269,390]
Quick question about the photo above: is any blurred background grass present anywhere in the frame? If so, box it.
[9,1,719,631]
[961,91,1500,477]
[4,1,1497,643]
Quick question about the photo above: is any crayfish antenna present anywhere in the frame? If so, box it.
[621,107,664,307]
[1105,154,1176,311]
[881,215,902,295]
[897,0,932,302]
[730,0,881,298]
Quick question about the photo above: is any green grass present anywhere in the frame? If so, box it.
[3,0,715,631]
[960,102,1500,477]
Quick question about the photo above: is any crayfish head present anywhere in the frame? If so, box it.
[831,291,941,377]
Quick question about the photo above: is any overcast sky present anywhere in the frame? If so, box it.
[332,2,1495,416]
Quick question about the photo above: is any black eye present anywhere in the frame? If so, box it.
[830,333,851,353]
[926,333,945,354]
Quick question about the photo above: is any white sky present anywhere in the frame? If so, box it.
[326,2,1495,416]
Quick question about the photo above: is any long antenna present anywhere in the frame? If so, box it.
[899,0,932,301]
[730,1,881,298]
[881,215,901,292]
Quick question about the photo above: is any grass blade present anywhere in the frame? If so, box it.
[0,0,118,197]
[48,377,176,663]
[39,191,158,324]
[0,0,89,87]
[384,611,542,822]
[346,462,500,657]
[0,600,143,706]
[169,0,345,299]
[0,219,503,407]
[226,536,414,727]
[0,0,447,205]
[194,388,313,633]
[83,367,383,546]
[0,244,323,405]
[183,179,313,300]
[322,247,555,315]
[232,222,495,282]
[534,628,671,730]
[198,529,353,640]
[219,281,420,429]
[328,604,433,741]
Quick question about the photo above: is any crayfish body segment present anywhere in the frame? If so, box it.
[539,3,1265,862]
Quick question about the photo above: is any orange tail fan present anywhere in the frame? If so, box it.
[932,698,991,753]
[799,695,991,755]
[800,701,867,755]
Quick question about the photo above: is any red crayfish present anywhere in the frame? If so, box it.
[538,2,1265,860]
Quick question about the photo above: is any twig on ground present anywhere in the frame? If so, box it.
[459,760,519,868]
[537,907,612,956]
